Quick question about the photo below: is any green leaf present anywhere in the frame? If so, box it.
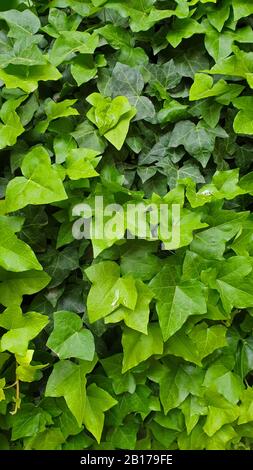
[0,96,25,149]
[45,360,87,427]
[204,365,243,404]
[110,422,139,449]
[166,19,205,48]
[25,428,65,450]
[0,218,42,272]
[0,63,61,93]
[233,0,253,21]
[0,9,40,39]
[86,92,136,150]
[49,31,99,66]
[180,396,207,434]
[0,269,50,307]
[189,74,243,102]
[5,146,67,213]
[233,97,253,134]
[153,362,204,414]
[0,307,48,355]
[202,256,253,313]
[238,388,253,424]
[122,323,163,373]
[83,384,117,443]
[10,404,53,440]
[189,323,227,360]
[108,63,155,121]
[149,265,207,341]
[86,261,138,322]
[190,207,247,260]
[203,391,239,436]
[65,148,101,180]
[105,280,152,334]
[0,378,5,402]
[47,311,95,361]
[35,98,79,133]
[170,120,227,167]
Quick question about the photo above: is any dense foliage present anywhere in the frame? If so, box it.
[1,0,253,451]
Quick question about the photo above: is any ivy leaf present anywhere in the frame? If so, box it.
[35,99,79,134]
[0,308,48,355]
[238,388,253,424]
[189,74,243,102]
[0,63,61,93]
[122,323,163,373]
[0,378,6,402]
[0,9,40,39]
[170,120,227,167]
[151,362,205,414]
[109,63,155,121]
[0,269,50,306]
[0,96,25,149]
[190,207,247,260]
[149,265,207,341]
[105,280,152,334]
[180,396,207,434]
[25,428,65,450]
[233,97,253,135]
[10,404,53,441]
[203,391,239,436]
[65,148,101,180]
[85,261,138,322]
[233,0,253,21]
[49,31,99,66]
[45,360,87,427]
[204,365,243,404]
[110,422,139,449]
[188,322,227,360]
[5,146,67,213]
[202,256,253,313]
[83,384,117,443]
[47,311,95,361]
[86,92,136,150]
[0,218,42,272]
[166,19,205,48]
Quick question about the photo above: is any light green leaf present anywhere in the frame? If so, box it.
[233,0,253,21]
[204,365,243,404]
[5,146,67,213]
[238,388,253,424]
[233,96,253,134]
[105,280,152,334]
[0,269,50,306]
[0,218,42,272]
[86,261,138,322]
[49,31,99,66]
[65,148,101,180]
[180,396,207,434]
[122,323,163,373]
[35,99,79,133]
[0,9,40,39]
[0,63,61,93]
[0,378,5,402]
[166,18,205,48]
[45,360,87,427]
[0,308,48,355]
[47,311,95,361]
[203,391,239,436]
[149,265,207,341]
[83,384,117,443]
